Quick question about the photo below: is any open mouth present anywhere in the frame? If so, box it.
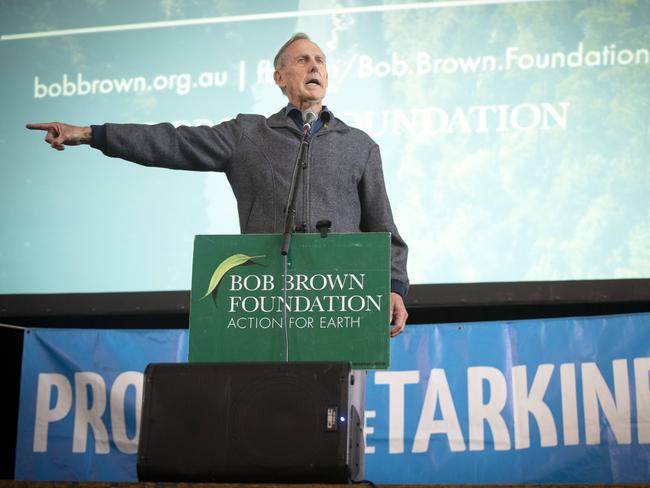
[306,78,321,86]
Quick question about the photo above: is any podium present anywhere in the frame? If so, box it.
[188,232,391,369]
[137,232,391,482]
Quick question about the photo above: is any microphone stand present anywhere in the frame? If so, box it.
[280,123,311,362]
[281,125,310,256]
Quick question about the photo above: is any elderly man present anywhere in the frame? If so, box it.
[28,31,408,481]
[27,33,409,333]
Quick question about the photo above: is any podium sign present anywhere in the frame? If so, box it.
[189,233,390,369]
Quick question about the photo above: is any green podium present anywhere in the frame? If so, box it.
[188,233,391,369]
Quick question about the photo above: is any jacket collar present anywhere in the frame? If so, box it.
[267,107,350,134]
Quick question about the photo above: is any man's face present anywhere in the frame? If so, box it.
[274,39,328,109]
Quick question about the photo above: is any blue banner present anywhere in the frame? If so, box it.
[15,314,650,483]
[365,314,650,483]
[15,328,188,481]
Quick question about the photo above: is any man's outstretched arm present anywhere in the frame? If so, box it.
[26,122,92,151]
[27,120,239,172]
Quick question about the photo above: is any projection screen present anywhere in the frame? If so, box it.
[1,0,648,294]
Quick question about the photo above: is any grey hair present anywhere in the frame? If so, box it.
[273,32,312,69]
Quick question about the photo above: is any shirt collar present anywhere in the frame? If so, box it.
[285,103,331,127]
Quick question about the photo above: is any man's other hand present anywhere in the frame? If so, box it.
[26,122,92,151]
[390,291,408,337]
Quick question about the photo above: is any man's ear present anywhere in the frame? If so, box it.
[273,70,284,89]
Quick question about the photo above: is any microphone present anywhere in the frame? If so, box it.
[302,109,318,132]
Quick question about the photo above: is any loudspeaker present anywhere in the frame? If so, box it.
[137,362,362,483]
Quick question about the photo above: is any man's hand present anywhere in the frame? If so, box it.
[390,291,408,337]
[26,122,92,151]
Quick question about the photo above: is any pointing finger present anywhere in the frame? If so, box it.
[26,123,54,131]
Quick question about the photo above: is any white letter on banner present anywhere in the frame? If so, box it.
[582,360,631,445]
[560,363,580,445]
[412,368,466,452]
[364,410,376,454]
[634,357,650,443]
[73,372,110,453]
[110,372,143,454]
[512,364,557,449]
[374,371,419,453]
[467,366,511,451]
[33,373,73,452]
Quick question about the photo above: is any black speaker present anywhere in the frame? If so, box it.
[137,362,362,483]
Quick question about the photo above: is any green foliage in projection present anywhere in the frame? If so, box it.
[382,0,649,282]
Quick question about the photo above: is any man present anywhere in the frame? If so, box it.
[28,32,407,480]
[27,33,409,334]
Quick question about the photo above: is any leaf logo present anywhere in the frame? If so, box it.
[202,254,265,303]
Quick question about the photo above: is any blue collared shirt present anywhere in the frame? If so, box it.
[285,103,331,137]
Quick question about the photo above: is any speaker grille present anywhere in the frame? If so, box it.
[230,375,325,463]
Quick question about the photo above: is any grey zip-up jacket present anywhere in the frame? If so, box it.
[91,108,409,294]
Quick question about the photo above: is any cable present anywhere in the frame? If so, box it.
[0,323,28,331]
[352,480,376,488]
[282,252,289,362]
